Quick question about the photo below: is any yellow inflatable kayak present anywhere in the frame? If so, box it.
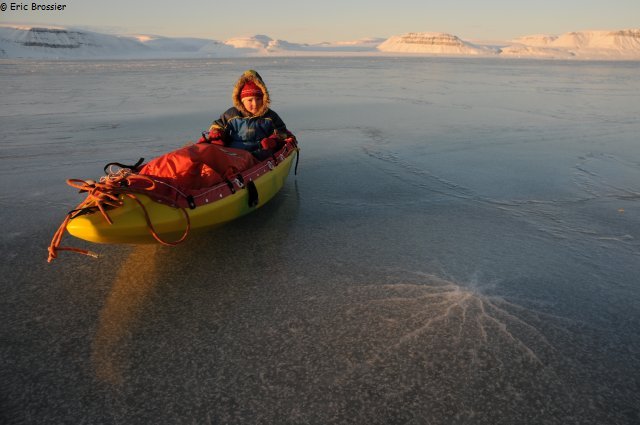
[64,148,297,245]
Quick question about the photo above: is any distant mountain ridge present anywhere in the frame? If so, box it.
[1,25,638,60]
[0,25,152,58]
[503,29,640,59]
[513,29,640,49]
[378,32,498,55]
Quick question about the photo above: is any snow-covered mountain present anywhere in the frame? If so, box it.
[378,32,498,55]
[0,25,154,58]
[499,44,577,59]
[504,29,640,59]
[0,26,381,58]
[1,25,638,60]
[314,38,385,52]
[221,35,309,55]
[217,34,381,55]
[224,34,273,51]
[131,35,212,53]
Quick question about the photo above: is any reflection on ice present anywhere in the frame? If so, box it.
[91,245,160,385]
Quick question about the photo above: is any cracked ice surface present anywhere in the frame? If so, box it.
[1,57,639,424]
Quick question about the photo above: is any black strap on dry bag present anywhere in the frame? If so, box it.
[247,181,259,207]
[103,157,145,174]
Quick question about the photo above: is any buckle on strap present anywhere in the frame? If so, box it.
[232,177,244,189]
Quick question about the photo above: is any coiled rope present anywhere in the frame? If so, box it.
[47,169,191,263]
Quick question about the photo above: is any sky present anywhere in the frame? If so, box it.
[1,0,638,43]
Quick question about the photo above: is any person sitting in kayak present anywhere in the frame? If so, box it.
[198,69,295,161]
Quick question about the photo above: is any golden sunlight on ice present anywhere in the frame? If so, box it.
[91,245,160,385]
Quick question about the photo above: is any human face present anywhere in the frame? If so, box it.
[241,96,263,115]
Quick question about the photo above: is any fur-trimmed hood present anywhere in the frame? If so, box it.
[232,69,271,117]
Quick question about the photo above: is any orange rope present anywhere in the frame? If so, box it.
[47,172,190,263]
[126,194,191,246]
[47,213,99,262]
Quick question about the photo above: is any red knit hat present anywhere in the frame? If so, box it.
[240,81,263,99]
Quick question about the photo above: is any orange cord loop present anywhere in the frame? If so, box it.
[47,171,190,263]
